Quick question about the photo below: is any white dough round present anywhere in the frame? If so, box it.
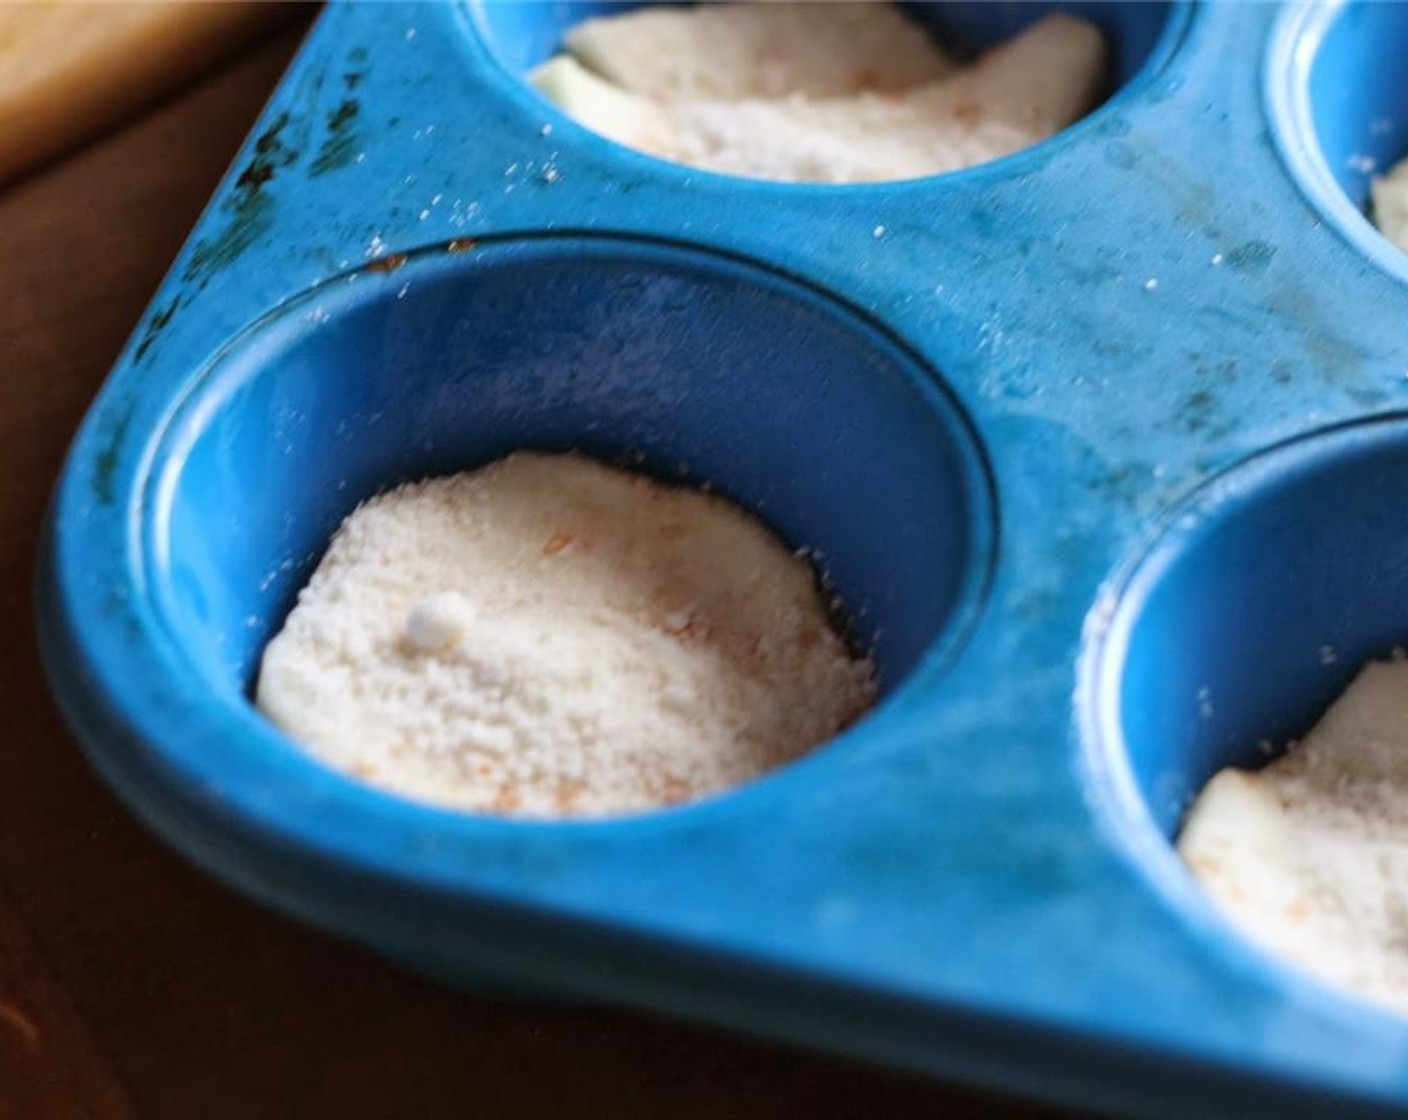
[1179,657,1408,1015]
[255,452,876,818]
[530,8,1106,184]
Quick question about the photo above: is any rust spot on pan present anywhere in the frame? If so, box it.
[366,252,409,274]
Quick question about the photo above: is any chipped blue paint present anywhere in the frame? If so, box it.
[36,2,1408,1116]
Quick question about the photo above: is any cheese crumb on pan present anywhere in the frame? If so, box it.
[255,452,876,818]
[1178,658,1408,1015]
[530,4,1106,183]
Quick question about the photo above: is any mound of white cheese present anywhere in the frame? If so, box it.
[256,452,876,818]
[1179,658,1408,1014]
[530,3,1107,184]
[1373,157,1408,255]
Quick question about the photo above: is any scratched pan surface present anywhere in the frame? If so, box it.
[35,1,1408,1116]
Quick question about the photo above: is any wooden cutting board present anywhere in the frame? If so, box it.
[0,1,300,186]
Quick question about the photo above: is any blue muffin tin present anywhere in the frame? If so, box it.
[37,1,1408,1115]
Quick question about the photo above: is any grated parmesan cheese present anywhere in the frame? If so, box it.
[1179,657,1408,1015]
[531,5,1106,184]
[256,452,876,818]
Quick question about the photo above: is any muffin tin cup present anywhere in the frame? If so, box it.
[140,236,994,706]
[1090,417,1408,840]
[36,1,1408,1116]
[1267,0,1408,287]
[1082,416,1408,1035]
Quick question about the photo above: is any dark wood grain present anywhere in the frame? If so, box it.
[0,901,134,1120]
[0,29,1070,1120]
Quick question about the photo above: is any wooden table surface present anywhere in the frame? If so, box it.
[0,28,1072,1120]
